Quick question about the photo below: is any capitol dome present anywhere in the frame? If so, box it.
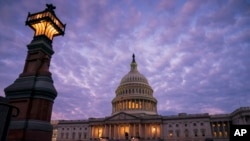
[112,54,158,115]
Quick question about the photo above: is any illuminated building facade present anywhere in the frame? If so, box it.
[52,55,250,141]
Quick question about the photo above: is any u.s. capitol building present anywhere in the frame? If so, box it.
[51,55,250,141]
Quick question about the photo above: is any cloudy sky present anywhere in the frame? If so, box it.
[0,0,250,120]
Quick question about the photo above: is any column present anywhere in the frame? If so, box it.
[149,124,152,139]
[89,125,92,139]
[222,121,225,137]
[126,100,128,110]
[160,123,163,139]
[114,124,117,139]
[129,124,131,137]
[109,125,111,138]
[132,100,134,110]
[216,122,219,138]
[122,101,124,110]
[118,125,120,139]
[211,122,214,137]
[139,100,141,109]
[134,123,136,136]
[139,124,142,138]
[156,124,158,138]
[104,125,107,137]
[92,126,95,138]
[143,100,145,110]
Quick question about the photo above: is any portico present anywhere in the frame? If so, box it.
[90,120,162,140]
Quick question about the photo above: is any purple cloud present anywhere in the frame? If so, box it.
[0,0,249,120]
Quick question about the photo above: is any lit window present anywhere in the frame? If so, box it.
[219,131,222,137]
[213,132,217,137]
[169,130,173,138]
[98,128,103,138]
[224,131,228,137]
[152,127,156,137]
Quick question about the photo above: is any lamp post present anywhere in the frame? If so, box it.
[5,4,65,141]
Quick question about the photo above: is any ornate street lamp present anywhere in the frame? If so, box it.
[26,4,65,41]
[5,4,66,141]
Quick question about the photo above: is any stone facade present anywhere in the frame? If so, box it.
[51,55,250,141]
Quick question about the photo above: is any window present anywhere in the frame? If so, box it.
[169,124,172,128]
[79,133,81,139]
[194,129,198,137]
[84,133,87,139]
[213,131,217,137]
[219,131,222,137]
[176,130,180,137]
[193,123,196,126]
[61,133,64,139]
[176,124,179,127]
[169,130,173,138]
[185,129,189,137]
[66,133,69,139]
[72,132,75,139]
[185,124,187,127]
[201,129,205,136]
[224,131,228,137]
[201,123,204,126]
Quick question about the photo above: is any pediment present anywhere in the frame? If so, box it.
[105,112,140,121]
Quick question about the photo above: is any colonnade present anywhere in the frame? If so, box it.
[112,99,156,113]
[211,121,229,138]
[90,123,161,139]
[116,87,152,96]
